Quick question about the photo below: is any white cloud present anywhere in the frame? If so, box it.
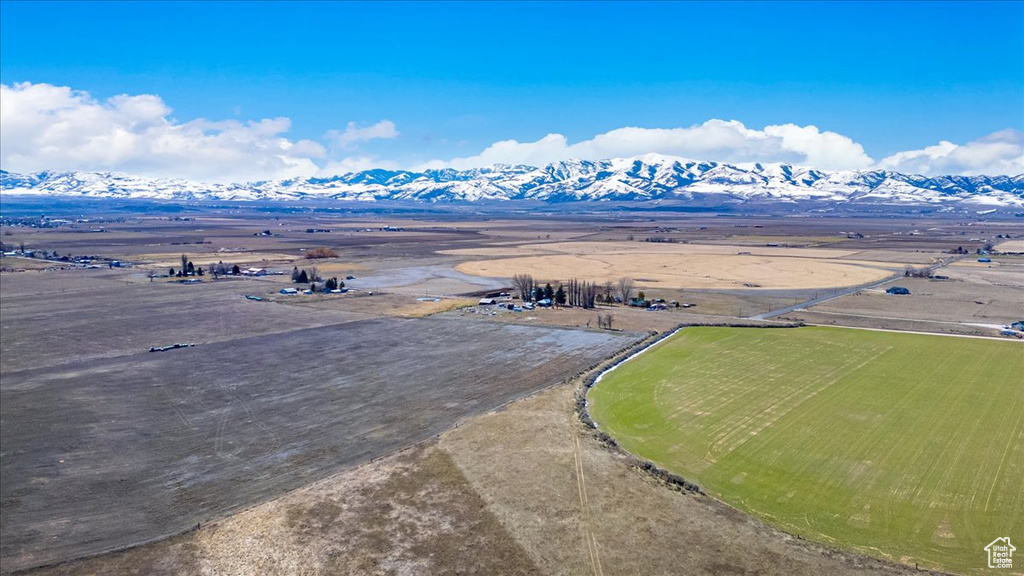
[0,82,329,183]
[419,119,874,171]
[876,129,1024,176]
[3,82,1019,180]
[326,120,398,148]
[318,155,401,176]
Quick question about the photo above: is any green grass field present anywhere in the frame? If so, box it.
[589,326,1023,574]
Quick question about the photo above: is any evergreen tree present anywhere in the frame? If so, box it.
[544,283,554,300]
[169,267,175,276]
[297,270,309,283]
[197,267,204,276]
[187,261,195,275]
[291,266,300,282]
[232,264,241,275]
[555,285,566,306]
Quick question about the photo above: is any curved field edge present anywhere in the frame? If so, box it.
[586,326,1023,575]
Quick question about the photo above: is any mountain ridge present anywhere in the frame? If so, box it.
[2,156,1022,207]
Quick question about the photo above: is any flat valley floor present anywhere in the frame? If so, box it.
[1,204,1020,575]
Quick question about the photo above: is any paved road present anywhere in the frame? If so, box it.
[749,256,962,321]
[748,273,903,320]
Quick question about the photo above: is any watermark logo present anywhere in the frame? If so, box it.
[985,537,1015,569]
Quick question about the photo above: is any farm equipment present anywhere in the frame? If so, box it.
[149,343,195,352]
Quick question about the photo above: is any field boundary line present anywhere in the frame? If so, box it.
[804,323,1020,342]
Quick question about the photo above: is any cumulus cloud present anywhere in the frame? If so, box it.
[418,119,875,172]
[0,82,330,183]
[4,82,1020,180]
[876,129,1024,176]
[318,155,401,176]
[326,120,398,149]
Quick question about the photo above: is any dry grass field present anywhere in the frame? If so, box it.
[448,241,909,290]
[781,256,1024,335]
[995,239,1024,252]
[0,256,54,271]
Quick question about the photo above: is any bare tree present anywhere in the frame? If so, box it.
[582,280,597,309]
[605,314,614,330]
[617,277,635,304]
[564,278,597,309]
[180,254,189,276]
[307,260,321,283]
[602,280,614,304]
[147,269,157,282]
[512,273,535,302]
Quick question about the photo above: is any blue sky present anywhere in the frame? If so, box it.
[1,1,1022,180]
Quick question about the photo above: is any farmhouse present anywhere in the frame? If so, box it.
[478,298,497,305]
[280,288,298,295]
[243,267,268,276]
[1012,321,1024,331]
[886,286,911,295]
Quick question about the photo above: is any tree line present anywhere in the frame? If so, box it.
[512,274,637,308]
[292,266,344,292]
[165,255,244,279]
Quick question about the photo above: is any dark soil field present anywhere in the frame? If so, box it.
[1,305,638,572]
[0,272,370,373]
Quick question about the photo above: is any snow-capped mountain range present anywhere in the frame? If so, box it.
[2,154,1022,207]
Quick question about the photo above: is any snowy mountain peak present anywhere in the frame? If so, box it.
[2,159,1022,207]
